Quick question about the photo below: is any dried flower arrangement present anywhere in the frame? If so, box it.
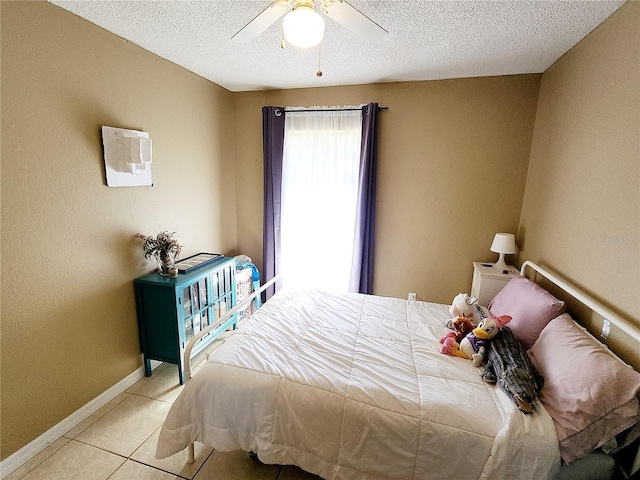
[136,231,182,276]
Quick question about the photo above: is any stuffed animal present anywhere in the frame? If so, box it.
[448,293,490,326]
[439,316,474,357]
[481,327,544,413]
[442,315,474,343]
[440,315,512,367]
[449,293,476,317]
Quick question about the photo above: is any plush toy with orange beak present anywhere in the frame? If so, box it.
[440,315,512,367]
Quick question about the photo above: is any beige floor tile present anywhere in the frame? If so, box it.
[133,365,186,404]
[64,393,131,439]
[75,394,171,457]
[3,437,71,480]
[107,460,182,480]
[18,440,125,480]
[194,450,281,480]
[278,465,324,480]
[127,363,171,394]
[131,428,213,479]
[126,375,155,394]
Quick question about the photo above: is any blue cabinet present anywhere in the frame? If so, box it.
[134,256,236,384]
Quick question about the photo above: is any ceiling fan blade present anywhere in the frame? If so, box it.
[231,1,290,43]
[324,0,387,42]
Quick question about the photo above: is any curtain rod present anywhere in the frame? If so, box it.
[277,106,388,114]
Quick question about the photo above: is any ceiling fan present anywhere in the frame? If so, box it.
[231,0,388,49]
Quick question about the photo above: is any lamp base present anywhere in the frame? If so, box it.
[492,254,509,271]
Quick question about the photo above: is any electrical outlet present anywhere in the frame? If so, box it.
[601,319,611,339]
[408,292,417,301]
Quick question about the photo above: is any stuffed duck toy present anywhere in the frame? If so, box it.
[440,315,512,367]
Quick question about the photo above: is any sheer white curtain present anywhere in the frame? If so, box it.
[280,107,363,292]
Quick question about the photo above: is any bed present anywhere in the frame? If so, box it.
[156,262,640,479]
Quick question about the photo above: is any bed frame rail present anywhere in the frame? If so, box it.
[182,274,280,464]
[183,274,281,383]
[520,261,640,343]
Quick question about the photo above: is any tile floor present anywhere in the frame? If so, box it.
[5,339,321,480]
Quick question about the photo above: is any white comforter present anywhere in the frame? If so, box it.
[157,289,561,479]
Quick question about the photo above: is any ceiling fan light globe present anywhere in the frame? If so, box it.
[283,8,325,48]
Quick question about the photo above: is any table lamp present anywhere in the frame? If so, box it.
[490,233,517,270]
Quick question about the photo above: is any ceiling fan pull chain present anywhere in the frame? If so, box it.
[317,43,323,77]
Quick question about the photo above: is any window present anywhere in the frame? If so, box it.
[280,108,363,291]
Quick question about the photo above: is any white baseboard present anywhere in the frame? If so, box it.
[0,360,162,479]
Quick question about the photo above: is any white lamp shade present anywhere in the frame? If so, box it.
[490,233,516,270]
[283,8,325,48]
[490,233,517,254]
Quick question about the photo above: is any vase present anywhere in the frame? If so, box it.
[158,258,178,277]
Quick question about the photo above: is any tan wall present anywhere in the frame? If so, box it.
[4,0,634,464]
[518,1,639,368]
[233,76,541,302]
[1,2,236,459]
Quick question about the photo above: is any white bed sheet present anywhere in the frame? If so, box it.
[157,289,561,479]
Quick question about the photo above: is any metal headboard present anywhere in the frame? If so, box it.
[520,261,640,343]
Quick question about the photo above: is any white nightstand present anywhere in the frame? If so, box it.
[471,262,520,307]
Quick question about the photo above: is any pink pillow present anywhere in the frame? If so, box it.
[529,314,640,463]
[488,275,565,349]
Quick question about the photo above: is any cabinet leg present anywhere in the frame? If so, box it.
[187,443,195,463]
[144,358,152,377]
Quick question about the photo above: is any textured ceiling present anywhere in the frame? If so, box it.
[48,0,626,92]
